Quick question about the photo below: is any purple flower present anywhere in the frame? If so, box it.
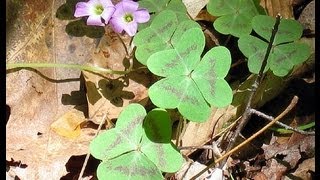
[110,0,150,36]
[74,0,115,26]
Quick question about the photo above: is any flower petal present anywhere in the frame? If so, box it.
[100,0,114,7]
[133,9,150,23]
[110,17,125,33]
[115,0,138,14]
[87,0,101,6]
[87,15,105,26]
[123,22,138,36]
[101,6,115,23]
[74,2,91,17]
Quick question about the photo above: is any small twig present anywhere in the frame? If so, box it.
[78,114,107,180]
[175,117,186,147]
[250,108,315,135]
[190,96,299,180]
[223,35,232,46]
[179,145,215,151]
[211,116,242,140]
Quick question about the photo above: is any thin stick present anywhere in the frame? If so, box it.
[190,96,299,180]
[179,145,215,151]
[219,14,282,168]
[175,117,184,147]
[250,108,315,135]
[78,114,107,180]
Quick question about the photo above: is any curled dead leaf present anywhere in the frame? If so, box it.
[50,109,86,139]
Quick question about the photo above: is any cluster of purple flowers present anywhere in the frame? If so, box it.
[74,0,150,36]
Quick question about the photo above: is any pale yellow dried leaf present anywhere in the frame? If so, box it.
[50,109,86,138]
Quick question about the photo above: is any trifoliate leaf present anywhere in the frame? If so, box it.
[238,15,311,76]
[207,0,259,37]
[97,151,163,180]
[134,10,200,65]
[147,28,233,122]
[90,104,183,178]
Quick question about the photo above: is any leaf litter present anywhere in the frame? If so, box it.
[6,0,315,179]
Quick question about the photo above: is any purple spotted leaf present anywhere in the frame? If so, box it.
[147,28,233,122]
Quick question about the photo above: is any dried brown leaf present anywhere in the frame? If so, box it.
[261,158,287,180]
[260,0,294,18]
[6,0,97,178]
[291,157,315,179]
[194,9,217,22]
[253,172,268,180]
[50,109,86,138]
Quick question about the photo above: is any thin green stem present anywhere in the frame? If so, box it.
[6,63,130,75]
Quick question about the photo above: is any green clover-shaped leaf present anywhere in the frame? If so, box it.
[147,28,233,122]
[97,151,163,180]
[207,0,260,37]
[238,15,311,76]
[133,10,200,65]
[252,15,303,45]
[90,104,183,179]
[138,0,189,30]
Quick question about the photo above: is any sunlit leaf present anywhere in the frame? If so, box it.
[90,104,183,177]
[207,0,260,37]
[134,10,200,65]
[97,151,163,180]
[90,104,145,160]
[147,28,233,121]
[192,46,233,107]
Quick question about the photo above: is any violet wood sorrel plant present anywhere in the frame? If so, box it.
[74,0,150,36]
[6,0,313,179]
